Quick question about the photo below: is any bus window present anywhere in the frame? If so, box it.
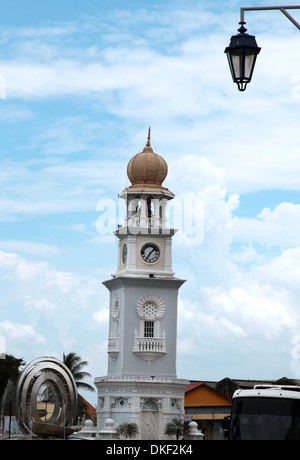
[229,397,300,440]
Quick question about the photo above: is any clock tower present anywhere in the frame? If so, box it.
[95,129,188,440]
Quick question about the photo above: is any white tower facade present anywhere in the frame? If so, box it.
[95,130,188,440]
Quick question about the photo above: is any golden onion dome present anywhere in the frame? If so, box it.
[127,128,168,186]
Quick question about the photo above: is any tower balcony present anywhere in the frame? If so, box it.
[108,336,119,363]
[130,216,153,227]
[127,216,166,230]
[133,336,166,365]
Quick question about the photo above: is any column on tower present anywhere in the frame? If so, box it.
[121,191,170,233]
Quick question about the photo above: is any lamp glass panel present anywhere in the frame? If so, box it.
[244,50,256,79]
[230,50,243,79]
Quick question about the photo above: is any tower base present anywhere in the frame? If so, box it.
[95,375,189,440]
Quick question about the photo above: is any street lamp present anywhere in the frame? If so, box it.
[225,23,260,91]
[225,5,300,91]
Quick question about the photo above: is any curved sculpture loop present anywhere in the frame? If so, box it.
[16,357,78,438]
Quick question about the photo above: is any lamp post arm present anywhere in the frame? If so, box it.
[240,5,300,30]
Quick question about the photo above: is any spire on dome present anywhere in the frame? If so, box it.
[146,127,151,147]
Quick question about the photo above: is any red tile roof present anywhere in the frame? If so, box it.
[80,395,96,417]
[185,382,205,393]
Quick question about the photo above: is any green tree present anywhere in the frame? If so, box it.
[165,418,184,440]
[63,352,95,393]
[118,422,139,439]
[0,354,25,416]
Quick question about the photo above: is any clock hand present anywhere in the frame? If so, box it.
[145,249,155,261]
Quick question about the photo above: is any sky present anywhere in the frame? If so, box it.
[1,0,300,405]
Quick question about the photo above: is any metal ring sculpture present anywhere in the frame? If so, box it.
[16,357,78,437]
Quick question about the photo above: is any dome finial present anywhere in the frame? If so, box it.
[146,126,151,147]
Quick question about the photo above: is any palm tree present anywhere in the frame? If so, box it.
[118,422,139,439]
[63,352,95,393]
[63,352,95,423]
[165,418,184,440]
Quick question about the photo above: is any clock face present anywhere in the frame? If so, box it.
[122,243,127,264]
[141,242,160,264]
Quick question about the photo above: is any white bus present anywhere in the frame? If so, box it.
[229,385,300,440]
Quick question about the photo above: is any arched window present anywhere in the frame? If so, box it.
[142,398,158,412]
[136,294,165,338]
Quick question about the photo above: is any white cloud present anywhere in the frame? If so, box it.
[169,155,224,193]
[179,276,295,346]
[233,202,300,248]
[15,260,48,281]
[1,10,300,225]
[0,250,104,358]
[0,251,20,268]
[46,269,78,294]
[2,2,300,385]
[92,308,109,325]
[24,295,57,312]
[174,180,300,379]
[0,320,45,344]
[253,246,300,289]
[205,285,294,340]
[0,105,34,122]
[0,239,60,256]
[0,154,120,221]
